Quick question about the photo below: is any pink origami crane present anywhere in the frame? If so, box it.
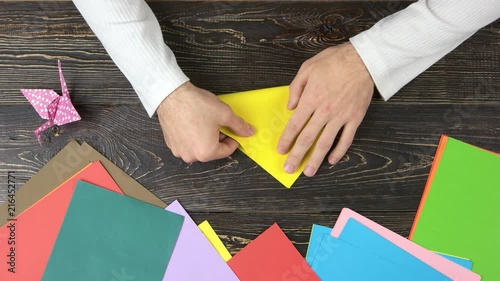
[21,60,80,144]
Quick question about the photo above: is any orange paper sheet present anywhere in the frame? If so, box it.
[409,135,449,237]
[0,161,123,280]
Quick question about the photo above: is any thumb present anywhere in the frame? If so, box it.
[221,108,255,137]
[210,137,240,160]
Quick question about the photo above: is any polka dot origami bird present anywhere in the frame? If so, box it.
[20,60,81,144]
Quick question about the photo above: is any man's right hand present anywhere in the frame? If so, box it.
[157,82,254,163]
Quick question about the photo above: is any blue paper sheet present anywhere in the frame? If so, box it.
[311,234,427,281]
[334,218,451,280]
[305,224,332,265]
[306,223,472,270]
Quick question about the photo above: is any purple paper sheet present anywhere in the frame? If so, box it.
[163,200,239,281]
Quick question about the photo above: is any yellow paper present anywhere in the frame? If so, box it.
[198,220,232,262]
[219,86,311,188]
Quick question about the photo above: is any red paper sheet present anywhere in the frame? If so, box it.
[228,223,320,281]
[0,161,123,281]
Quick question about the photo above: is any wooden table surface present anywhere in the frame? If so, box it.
[0,1,499,256]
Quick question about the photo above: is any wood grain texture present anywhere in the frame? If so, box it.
[0,1,499,256]
[0,1,498,105]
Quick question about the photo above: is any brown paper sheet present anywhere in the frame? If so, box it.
[0,140,166,226]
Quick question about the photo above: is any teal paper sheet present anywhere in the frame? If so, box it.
[42,181,184,281]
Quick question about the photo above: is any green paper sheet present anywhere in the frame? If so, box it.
[411,137,500,280]
[42,181,184,281]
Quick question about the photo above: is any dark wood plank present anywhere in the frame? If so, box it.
[0,1,498,106]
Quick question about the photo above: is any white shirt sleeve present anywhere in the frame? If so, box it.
[350,0,500,101]
[72,0,190,117]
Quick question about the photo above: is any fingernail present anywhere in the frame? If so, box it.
[277,146,287,154]
[329,156,339,165]
[284,163,295,174]
[304,166,316,177]
[247,124,255,135]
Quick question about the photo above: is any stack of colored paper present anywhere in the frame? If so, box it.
[305,209,477,281]
[304,135,498,281]
[0,141,239,281]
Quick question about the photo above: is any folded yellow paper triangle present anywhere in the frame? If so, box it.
[219,86,311,188]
